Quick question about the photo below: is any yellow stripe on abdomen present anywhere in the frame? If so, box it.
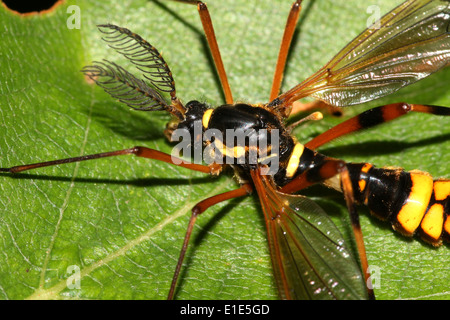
[434,180,450,201]
[420,203,444,244]
[396,171,433,236]
[358,163,373,193]
[434,179,450,242]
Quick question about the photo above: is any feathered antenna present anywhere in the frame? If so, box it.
[82,24,185,119]
[82,60,170,111]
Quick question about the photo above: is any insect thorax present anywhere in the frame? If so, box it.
[171,101,296,177]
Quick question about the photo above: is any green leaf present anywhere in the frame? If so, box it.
[0,0,448,300]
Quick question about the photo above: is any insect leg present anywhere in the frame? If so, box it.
[340,165,375,300]
[196,2,233,104]
[0,146,212,174]
[171,0,233,104]
[168,183,253,299]
[268,0,343,119]
[305,103,450,150]
[269,0,302,101]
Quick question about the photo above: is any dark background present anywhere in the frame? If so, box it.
[2,0,58,13]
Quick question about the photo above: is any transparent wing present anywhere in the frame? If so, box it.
[250,170,368,300]
[97,24,176,95]
[277,0,450,109]
[81,60,170,111]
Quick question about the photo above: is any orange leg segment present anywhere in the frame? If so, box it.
[173,0,233,104]
[167,183,252,299]
[305,103,450,150]
[270,0,303,101]
[0,146,212,174]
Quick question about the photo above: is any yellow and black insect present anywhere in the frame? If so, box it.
[1,0,449,299]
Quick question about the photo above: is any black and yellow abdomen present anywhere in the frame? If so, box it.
[347,163,450,246]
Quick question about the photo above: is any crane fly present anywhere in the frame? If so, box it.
[0,0,449,299]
